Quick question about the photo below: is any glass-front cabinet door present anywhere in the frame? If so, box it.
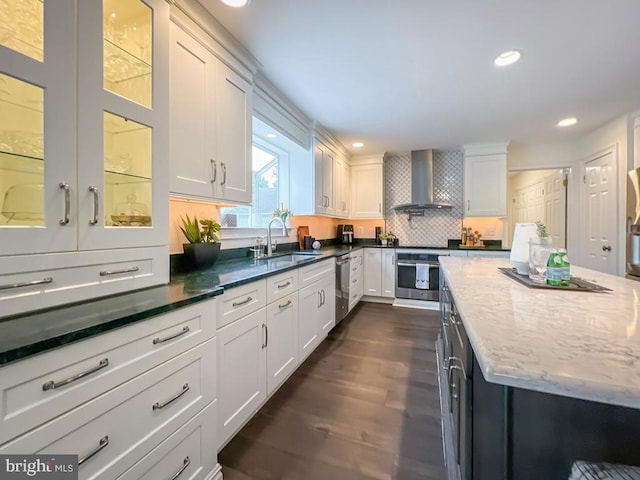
[0,1,77,255]
[77,0,168,250]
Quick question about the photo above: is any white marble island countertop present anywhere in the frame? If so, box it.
[440,256,640,409]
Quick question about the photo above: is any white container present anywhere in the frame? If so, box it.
[510,223,537,274]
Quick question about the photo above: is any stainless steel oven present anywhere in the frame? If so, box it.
[395,251,447,301]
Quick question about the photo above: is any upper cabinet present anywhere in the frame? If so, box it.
[313,139,335,216]
[169,22,252,205]
[0,0,169,317]
[351,156,384,219]
[463,144,507,217]
[334,155,350,217]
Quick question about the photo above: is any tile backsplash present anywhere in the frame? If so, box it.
[384,151,464,246]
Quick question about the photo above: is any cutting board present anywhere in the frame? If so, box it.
[297,226,309,250]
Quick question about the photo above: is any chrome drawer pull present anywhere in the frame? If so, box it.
[59,182,70,225]
[153,383,190,410]
[277,281,292,289]
[78,436,109,466]
[221,162,227,185]
[171,457,191,480]
[210,159,217,183]
[89,185,99,225]
[153,326,190,345]
[42,358,109,391]
[262,324,268,348]
[278,299,292,309]
[232,296,252,307]
[0,277,53,291]
[351,278,357,283]
[99,266,139,276]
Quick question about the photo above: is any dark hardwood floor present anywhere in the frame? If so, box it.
[219,302,446,480]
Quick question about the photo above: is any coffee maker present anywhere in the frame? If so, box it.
[337,224,354,244]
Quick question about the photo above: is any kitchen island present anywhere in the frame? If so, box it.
[438,256,640,480]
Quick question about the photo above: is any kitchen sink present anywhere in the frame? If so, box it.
[260,252,322,269]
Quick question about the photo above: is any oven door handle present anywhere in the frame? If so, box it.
[397,262,440,267]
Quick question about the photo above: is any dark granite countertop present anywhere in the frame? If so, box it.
[0,242,509,366]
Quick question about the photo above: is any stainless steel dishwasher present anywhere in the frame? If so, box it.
[335,254,351,324]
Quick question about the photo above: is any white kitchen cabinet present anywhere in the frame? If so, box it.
[317,274,336,336]
[334,155,350,217]
[349,250,364,309]
[0,0,169,317]
[351,158,384,219]
[364,248,382,296]
[381,248,396,298]
[169,21,252,205]
[463,145,507,217]
[266,292,299,395]
[298,281,323,361]
[314,140,335,215]
[217,306,267,449]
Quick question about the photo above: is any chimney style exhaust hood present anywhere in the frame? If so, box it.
[393,149,453,212]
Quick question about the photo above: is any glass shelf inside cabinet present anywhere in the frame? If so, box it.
[0,0,44,62]
[103,0,152,108]
[105,170,151,185]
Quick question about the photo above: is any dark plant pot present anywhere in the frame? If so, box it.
[183,242,221,269]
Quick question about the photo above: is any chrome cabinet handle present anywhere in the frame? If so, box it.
[170,457,191,480]
[232,296,252,307]
[317,291,322,308]
[467,200,470,211]
[0,277,53,291]
[153,326,190,345]
[278,299,292,309]
[89,185,99,225]
[277,281,291,289]
[262,324,268,348]
[321,289,325,306]
[42,358,109,391]
[78,436,109,466]
[221,162,227,185]
[210,159,217,183]
[153,383,190,410]
[99,266,139,276]
[379,203,381,213]
[59,182,70,225]
[351,278,357,284]
[602,245,612,252]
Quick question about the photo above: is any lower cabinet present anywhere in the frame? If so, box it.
[381,249,396,297]
[266,292,299,395]
[0,299,221,480]
[299,281,324,360]
[362,247,395,299]
[317,274,336,336]
[217,306,267,449]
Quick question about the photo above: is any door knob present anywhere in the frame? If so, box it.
[602,245,612,252]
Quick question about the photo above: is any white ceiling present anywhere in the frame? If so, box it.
[201,0,640,156]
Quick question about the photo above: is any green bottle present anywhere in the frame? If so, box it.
[559,248,570,286]
[546,249,562,286]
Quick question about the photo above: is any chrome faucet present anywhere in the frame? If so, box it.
[266,217,287,257]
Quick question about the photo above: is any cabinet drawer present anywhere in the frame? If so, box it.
[0,300,215,445]
[117,401,219,480]
[266,269,299,304]
[299,259,335,288]
[1,340,216,480]
[217,280,266,329]
[0,247,169,320]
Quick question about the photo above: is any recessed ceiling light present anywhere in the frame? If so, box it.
[221,0,249,7]
[266,133,277,138]
[557,117,578,127]
[352,142,364,148]
[494,50,522,67]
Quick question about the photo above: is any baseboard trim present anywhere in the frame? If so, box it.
[361,296,395,304]
[205,463,224,480]
[392,298,439,310]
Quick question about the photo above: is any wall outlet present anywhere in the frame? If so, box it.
[487,226,496,236]
[358,226,364,235]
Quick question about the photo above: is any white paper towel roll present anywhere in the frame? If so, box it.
[510,223,537,274]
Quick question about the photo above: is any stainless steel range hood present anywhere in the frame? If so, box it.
[393,149,453,212]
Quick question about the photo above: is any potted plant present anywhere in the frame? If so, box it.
[379,232,391,246]
[180,214,222,268]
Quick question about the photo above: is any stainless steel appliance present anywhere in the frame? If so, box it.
[335,254,351,322]
[337,224,354,244]
[627,168,640,277]
[395,250,447,301]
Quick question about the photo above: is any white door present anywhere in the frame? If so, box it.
[216,62,252,204]
[583,149,617,274]
[298,282,320,361]
[77,0,169,250]
[544,170,567,248]
[0,2,77,255]
[266,292,299,395]
[318,274,336,336]
[381,249,396,298]
[217,308,267,448]
[169,23,217,199]
[364,248,382,296]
